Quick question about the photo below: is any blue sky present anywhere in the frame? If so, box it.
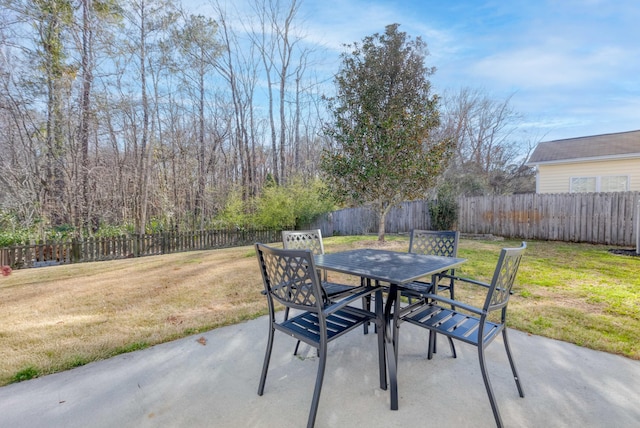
[190,0,639,142]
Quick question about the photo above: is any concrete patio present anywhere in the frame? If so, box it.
[0,313,638,427]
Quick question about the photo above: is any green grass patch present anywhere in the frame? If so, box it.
[115,342,149,354]
[11,366,40,383]
[422,238,639,360]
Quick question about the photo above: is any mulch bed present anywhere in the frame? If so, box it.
[608,248,640,258]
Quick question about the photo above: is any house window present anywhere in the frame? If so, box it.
[601,176,629,192]
[570,177,596,193]
[570,176,629,193]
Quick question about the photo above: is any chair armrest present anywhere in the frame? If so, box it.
[440,274,490,288]
[418,293,485,316]
[440,274,514,295]
[323,287,375,316]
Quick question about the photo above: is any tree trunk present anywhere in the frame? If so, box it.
[78,0,94,235]
[377,203,390,242]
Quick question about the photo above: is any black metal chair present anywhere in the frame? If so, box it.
[255,243,381,428]
[398,242,526,428]
[401,229,459,299]
[282,229,359,300]
[397,230,459,355]
[283,230,368,353]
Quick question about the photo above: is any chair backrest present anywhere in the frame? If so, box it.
[282,229,325,255]
[409,230,459,257]
[255,243,324,314]
[483,242,526,315]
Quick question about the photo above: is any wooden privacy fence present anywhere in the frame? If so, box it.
[311,192,640,246]
[1,228,283,270]
[311,200,432,237]
[458,192,639,245]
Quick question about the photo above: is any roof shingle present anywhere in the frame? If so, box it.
[527,129,640,165]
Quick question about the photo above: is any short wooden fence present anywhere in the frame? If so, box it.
[1,228,282,270]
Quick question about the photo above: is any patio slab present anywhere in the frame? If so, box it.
[0,314,638,427]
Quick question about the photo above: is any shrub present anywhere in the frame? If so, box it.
[428,187,459,230]
[253,177,335,230]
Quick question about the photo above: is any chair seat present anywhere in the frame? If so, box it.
[398,280,452,296]
[402,304,503,347]
[397,280,433,295]
[278,306,374,347]
[322,281,358,299]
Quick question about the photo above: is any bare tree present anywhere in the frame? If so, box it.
[249,0,305,185]
[211,2,257,201]
[0,59,46,227]
[121,0,177,234]
[274,0,300,185]
[172,13,220,228]
[438,87,536,195]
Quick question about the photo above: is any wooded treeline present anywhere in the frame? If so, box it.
[0,0,325,236]
[0,0,536,240]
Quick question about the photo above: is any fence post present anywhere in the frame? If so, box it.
[636,197,640,254]
[72,238,81,263]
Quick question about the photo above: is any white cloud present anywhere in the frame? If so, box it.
[470,44,628,89]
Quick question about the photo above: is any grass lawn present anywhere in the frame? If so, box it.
[0,235,638,386]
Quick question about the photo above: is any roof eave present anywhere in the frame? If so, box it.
[526,152,640,167]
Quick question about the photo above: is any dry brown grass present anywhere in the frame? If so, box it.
[0,246,267,385]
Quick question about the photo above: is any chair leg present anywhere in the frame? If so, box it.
[478,345,504,428]
[258,325,275,396]
[285,307,303,355]
[307,342,328,428]
[429,280,458,359]
[363,295,370,334]
[438,284,458,358]
[447,337,457,358]
[432,328,438,354]
[427,330,435,360]
[502,329,525,397]
[363,277,370,334]
[427,332,456,359]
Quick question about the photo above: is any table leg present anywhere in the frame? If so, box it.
[392,285,401,365]
[429,273,438,357]
[384,282,399,410]
[375,286,386,390]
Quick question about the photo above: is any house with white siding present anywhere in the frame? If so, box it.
[526,129,640,194]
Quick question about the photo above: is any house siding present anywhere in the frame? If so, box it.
[537,158,640,193]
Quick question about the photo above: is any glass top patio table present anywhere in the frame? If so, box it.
[314,248,467,411]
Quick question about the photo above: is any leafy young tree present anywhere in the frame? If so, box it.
[321,24,454,241]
